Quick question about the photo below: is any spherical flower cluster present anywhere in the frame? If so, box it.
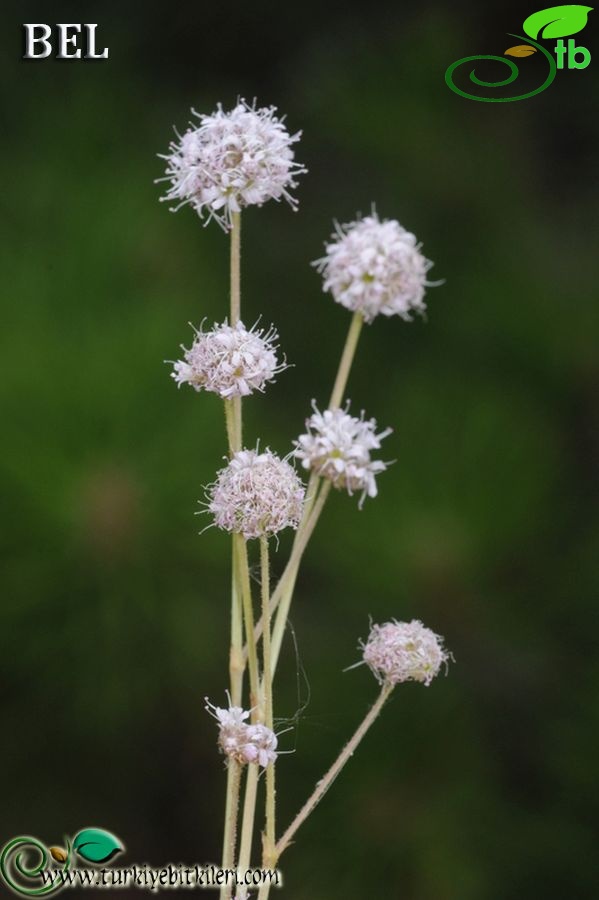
[171,320,285,399]
[242,723,278,768]
[208,448,305,540]
[314,212,436,323]
[207,702,278,768]
[293,404,391,507]
[159,100,306,229]
[362,619,449,687]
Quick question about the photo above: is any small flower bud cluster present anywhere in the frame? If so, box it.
[315,212,435,323]
[207,702,278,768]
[242,723,279,768]
[160,100,306,229]
[293,404,391,506]
[362,619,449,686]
[208,448,305,539]
[172,320,285,399]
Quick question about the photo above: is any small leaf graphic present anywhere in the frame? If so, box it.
[523,5,593,40]
[49,847,68,863]
[73,828,123,864]
[505,44,538,56]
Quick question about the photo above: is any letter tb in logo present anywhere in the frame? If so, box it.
[555,37,592,66]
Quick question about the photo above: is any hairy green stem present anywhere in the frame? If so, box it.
[276,683,393,860]
[235,533,261,715]
[237,763,260,886]
[329,310,364,409]
[230,212,241,326]
[269,479,331,677]
[220,759,242,900]
[247,471,322,656]
[246,308,366,670]
[229,538,244,706]
[221,211,243,888]
[260,537,276,867]
[227,296,365,894]
[224,400,236,457]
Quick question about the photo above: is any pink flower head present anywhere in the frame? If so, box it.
[315,212,437,323]
[206,699,277,768]
[362,619,450,686]
[208,448,305,540]
[171,320,286,399]
[241,724,278,768]
[293,402,391,506]
[159,100,306,230]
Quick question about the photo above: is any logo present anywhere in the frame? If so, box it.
[445,4,592,101]
[0,829,123,895]
[0,830,281,895]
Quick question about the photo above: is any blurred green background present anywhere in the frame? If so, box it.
[1,2,598,898]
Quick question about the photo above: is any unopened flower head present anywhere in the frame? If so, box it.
[159,100,306,229]
[293,403,391,507]
[314,212,436,323]
[208,448,305,539]
[171,320,285,399]
[243,723,278,768]
[362,619,449,687]
[206,700,277,768]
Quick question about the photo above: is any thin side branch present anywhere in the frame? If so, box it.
[276,683,393,860]
[260,538,276,866]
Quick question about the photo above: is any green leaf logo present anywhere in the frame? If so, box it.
[523,5,593,39]
[72,829,123,864]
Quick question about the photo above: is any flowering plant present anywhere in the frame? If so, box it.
[159,99,450,899]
